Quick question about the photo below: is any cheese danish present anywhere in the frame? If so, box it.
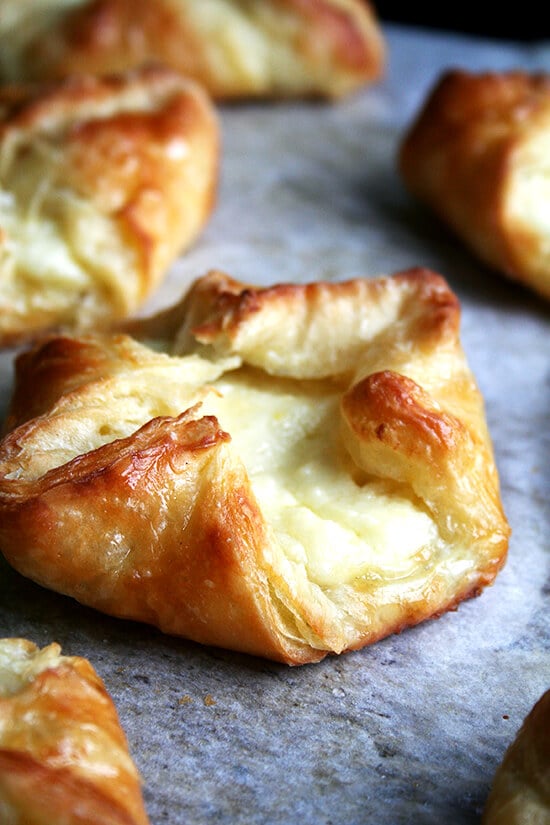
[0,270,510,665]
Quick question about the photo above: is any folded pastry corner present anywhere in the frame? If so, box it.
[483,688,550,824]
[399,68,550,301]
[0,269,510,665]
[0,64,219,346]
[0,0,386,100]
[0,637,149,824]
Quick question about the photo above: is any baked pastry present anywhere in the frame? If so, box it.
[0,0,386,100]
[0,64,219,346]
[483,688,550,824]
[399,69,550,301]
[0,269,510,665]
[0,637,149,824]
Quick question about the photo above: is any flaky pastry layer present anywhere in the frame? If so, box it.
[0,269,510,665]
[399,69,550,301]
[0,64,219,346]
[0,637,149,825]
[0,0,385,99]
[483,688,550,824]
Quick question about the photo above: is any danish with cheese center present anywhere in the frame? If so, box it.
[399,69,550,301]
[0,270,510,664]
[0,65,219,346]
[0,638,149,824]
[0,0,385,100]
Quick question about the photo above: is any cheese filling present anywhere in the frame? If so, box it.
[0,145,139,323]
[7,353,440,588]
[0,640,62,698]
[203,371,439,587]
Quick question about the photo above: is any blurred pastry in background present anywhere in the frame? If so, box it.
[0,64,219,346]
[483,688,550,824]
[0,0,386,100]
[0,637,150,825]
[399,69,550,301]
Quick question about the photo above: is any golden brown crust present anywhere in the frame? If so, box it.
[0,64,219,346]
[0,269,510,665]
[0,638,149,824]
[483,689,550,824]
[0,0,385,99]
[399,69,550,301]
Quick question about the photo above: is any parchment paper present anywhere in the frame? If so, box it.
[1,24,549,825]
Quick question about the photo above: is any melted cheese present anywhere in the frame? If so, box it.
[0,142,140,323]
[507,129,550,278]
[0,639,63,698]
[1,192,89,289]
[181,0,328,95]
[203,371,439,586]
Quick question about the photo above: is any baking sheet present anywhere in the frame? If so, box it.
[1,23,549,824]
